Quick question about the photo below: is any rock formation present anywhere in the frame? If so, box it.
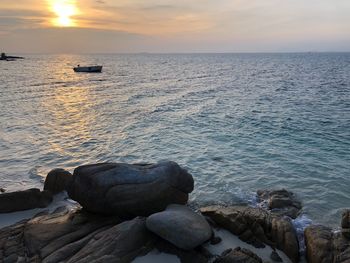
[0,208,155,262]
[214,247,263,263]
[44,169,72,194]
[200,205,299,263]
[0,188,52,213]
[257,189,302,219]
[146,204,212,250]
[67,161,194,218]
[304,224,350,263]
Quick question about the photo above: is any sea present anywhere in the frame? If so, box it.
[0,53,349,228]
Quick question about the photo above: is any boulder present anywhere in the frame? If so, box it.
[257,189,302,219]
[342,210,350,239]
[304,224,350,263]
[146,204,212,250]
[0,188,52,213]
[342,210,350,229]
[67,161,194,217]
[0,208,156,262]
[200,205,299,263]
[214,247,262,263]
[44,168,72,194]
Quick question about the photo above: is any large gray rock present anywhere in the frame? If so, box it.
[0,188,52,213]
[146,204,212,250]
[67,161,194,217]
[304,224,350,263]
[200,205,299,263]
[44,168,72,194]
[0,208,156,263]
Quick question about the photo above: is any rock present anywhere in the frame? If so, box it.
[0,208,156,262]
[44,168,72,194]
[214,247,263,263]
[304,224,350,263]
[0,188,5,193]
[341,210,350,229]
[0,188,52,213]
[154,237,211,263]
[68,161,194,217]
[342,229,350,239]
[270,250,283,262]
[210,235,222,245]
[257,189,302,219]
[146,204,212,250]
[200,205,299,263]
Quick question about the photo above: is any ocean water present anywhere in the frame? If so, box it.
[0,53,349,227]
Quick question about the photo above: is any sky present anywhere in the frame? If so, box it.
[0,0,349,53]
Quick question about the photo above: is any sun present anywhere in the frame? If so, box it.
[50,0,78,27]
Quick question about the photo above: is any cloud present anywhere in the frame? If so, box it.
[0,0,349,52]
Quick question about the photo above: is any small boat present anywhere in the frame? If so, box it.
[73,65,102,73]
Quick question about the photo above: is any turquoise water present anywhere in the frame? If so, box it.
[0,53,349,227]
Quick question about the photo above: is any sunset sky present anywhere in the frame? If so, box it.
[0,0,349,53]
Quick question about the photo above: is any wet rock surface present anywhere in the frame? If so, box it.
[44,169,72,194]
[67,161,194,218]
[304,224,350,263]
[146,204,212,250]
[200,205,299,263]
[257,189,302,219]
[0,188,52,213]
[214,247,263,263]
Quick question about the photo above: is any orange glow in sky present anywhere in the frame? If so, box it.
[50,0,78,27]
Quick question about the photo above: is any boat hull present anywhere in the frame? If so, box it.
[73,66,102,73]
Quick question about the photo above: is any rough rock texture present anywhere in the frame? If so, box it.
[257,189,302,219]
[304,225,350,263]
[146,204,212,250]
[214,247,262,263]
[44,169,72,194]
[0,188,52,213]
[342,210,350,229]
[67,161,194,217]
[0,208,156,263]
[200,205,299,263]
[342,210,350,239]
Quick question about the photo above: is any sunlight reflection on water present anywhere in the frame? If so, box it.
[0,53,349,227]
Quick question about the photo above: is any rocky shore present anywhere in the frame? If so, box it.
[0,161,349,263]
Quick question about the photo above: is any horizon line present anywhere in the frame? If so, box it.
[4,51,350,55]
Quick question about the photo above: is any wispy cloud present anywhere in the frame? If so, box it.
[0,0,349,52]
